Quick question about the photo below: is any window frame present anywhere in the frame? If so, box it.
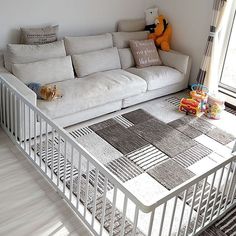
[218,1,236,95]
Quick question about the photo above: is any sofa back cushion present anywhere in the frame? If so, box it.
[117,19,146,32]
[4,40,66,72]
[20,25,59,45]
[112,31,149,49]
[72,47,121,77]
[118,48,135,69]
[12,56,74,84]
[64,33,113,55]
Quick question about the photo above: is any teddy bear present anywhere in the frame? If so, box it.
[148,15,172,51]
[27,83,62,101]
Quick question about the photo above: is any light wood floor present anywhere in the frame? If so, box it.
[0,127,93,236]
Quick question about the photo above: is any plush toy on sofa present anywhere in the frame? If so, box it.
[144,7,159,33]
[28,83,62,101]
[148,15,172,51]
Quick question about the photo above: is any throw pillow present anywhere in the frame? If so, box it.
[20,25,59,45]
[130,39,162,68]
[12,56,74,85]
[4,40,66,72]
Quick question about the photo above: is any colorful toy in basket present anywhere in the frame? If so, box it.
[205,94,225,119]
[179,98,201,116]
[190,84,209,112]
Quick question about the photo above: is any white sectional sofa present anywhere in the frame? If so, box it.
[0,20,191,131]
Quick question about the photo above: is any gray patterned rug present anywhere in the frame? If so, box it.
[33,103,236,235]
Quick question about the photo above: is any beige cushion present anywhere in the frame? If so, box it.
[12,56,74,84]
[130,39,162,68]
[72,47,121,77]
[118,48,135,69]
[20,25,59,45]
[112,31,149,49]
[4,40,66,72]
[126,66,184,91]
[37,69,147,119]
[64,33,113,55]
[118,19,146,32]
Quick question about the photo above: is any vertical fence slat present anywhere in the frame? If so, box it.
[217,163,232,216]
[10,91,13,136]
[209,168,225,222]
[225,161,236,209]
[192,178,207,234]
[158,202,167,236]
[14,94,18,142]
[45,123,48,174]
[131,206,139,236]
[100,177,108,236]
[91,168,99,228]
[176,189,188,236]
[120,195,128,236]
[168,196,178,236]
[63,141,67,194]
[109,186,117,236]
[23,102,26,150]
[201,172,216,227]
[76,153,82,210]
[148,209,155,236]
[39,117,42,168]
[57,135,61,186]
[184,183,198,236]
[69,146,74,201]
[84,159,90,218]
[51,129,55,180]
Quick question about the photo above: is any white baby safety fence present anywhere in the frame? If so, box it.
[0,75,236,236]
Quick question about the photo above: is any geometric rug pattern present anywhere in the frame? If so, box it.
[33,104,236,235]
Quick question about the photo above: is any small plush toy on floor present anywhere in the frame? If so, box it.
[148,15,172,51]
[27,83,62,101]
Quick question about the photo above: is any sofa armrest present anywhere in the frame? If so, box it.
[158,50,192,75]
[0,71,37,105]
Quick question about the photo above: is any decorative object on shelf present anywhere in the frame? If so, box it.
[148,15,172,51]
[205,94,225,120]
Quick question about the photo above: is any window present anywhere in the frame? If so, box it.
[219,10,236,93]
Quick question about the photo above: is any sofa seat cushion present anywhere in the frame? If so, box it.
[126,66,184,91]
[37,69,147,119]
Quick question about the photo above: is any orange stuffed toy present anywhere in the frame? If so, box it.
[148,15,172,51]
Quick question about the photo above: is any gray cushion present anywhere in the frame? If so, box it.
[126,66,184,91]
[4,40,66,72]
[37,69,147,119]
[72,47,121,77]
[118,48,135,69]
[12,56,74,84]
[20,25,59,45]
[112,31,149,49]
[64,33,113,55]
[118,19,146,32]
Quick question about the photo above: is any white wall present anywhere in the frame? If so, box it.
[155,0,214,84]
[0,0,155,49]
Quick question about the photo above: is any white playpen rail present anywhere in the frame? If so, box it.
[0,75,235,236]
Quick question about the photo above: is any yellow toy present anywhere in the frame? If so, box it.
[179,98,201,116]
[148,15,172,51]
